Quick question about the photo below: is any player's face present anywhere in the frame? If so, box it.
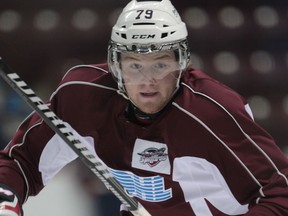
[121,51,180,114]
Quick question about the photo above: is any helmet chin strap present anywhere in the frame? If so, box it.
[129,102,161,121]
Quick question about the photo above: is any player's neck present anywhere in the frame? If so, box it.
[126,103,159,126]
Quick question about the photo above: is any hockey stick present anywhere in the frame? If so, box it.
[0,58,151,216]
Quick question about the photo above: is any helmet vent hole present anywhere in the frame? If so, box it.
[136,0,162,2]
[133,22,155,26]
[161,33,168,38]
[121,34,127,39]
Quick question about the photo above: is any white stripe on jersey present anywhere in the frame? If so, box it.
[173,156,248,215]
[174,82,288,200]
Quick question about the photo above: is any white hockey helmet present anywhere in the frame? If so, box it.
[108,0,190,96]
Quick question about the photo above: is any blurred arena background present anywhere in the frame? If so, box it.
[0,0,288,215]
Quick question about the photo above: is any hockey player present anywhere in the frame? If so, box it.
[1,0,288,215]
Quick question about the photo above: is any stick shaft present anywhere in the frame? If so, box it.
[0,59,151,216]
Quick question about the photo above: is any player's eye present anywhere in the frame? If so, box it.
[153,63,168,71]
[130,63,142,70]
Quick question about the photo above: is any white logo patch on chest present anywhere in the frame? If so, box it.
[132,138,171,175]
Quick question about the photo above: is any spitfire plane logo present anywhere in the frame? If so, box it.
[138,147,168,167]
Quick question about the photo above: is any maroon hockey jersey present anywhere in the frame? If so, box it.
[1,64,288,215]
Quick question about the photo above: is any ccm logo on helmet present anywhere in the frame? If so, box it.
[132,34,156,39]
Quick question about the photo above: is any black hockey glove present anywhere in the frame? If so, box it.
[0,186,22,216]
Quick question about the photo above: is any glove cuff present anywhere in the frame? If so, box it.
[0,186,22,216]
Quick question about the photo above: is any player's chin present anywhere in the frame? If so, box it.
[139,103,165,114]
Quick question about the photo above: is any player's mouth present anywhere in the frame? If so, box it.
[140,92,158,97]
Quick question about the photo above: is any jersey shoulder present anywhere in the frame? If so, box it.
[50,63,118,102]
[182,68,247,108]
[178,68,253,121]
[60,63,111,84]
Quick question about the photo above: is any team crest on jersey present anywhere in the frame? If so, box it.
[138,147,168,167]
[132,138,171,174]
